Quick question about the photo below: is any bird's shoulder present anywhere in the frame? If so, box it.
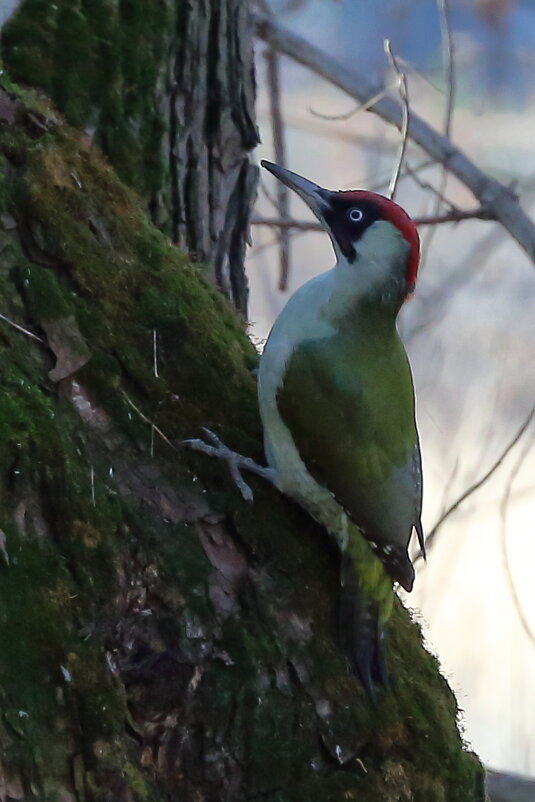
[276,329,422,550]
[276,325,416,481]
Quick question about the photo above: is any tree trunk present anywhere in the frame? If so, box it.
[1,0,258,315]
[0,4,486,801]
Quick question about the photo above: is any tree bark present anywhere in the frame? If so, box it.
[0,4,486,801]
[2,0,258,315]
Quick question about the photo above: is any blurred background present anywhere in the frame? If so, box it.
[250,0,535,778]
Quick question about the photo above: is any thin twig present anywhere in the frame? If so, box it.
[405,163,457,209]
[250,232,284,258]
[251,207,494,232]
[0,311,44,342]
[90,466,96,507]
[415,207,494,224]
[264,45,291,290]
[438,0,455,140]
[309,81,400,122]
[395,55,444,94]
[420,0,457,267]
[418,406,535,560]
[499,426,535,647]
[384,39,409,201]
[259,108,400,149]
[253,14,535,265]
[253,216,321,232]
[366,158,435,195]
[258,109,433,188]
[405,220,509,345]
[152,329,159,378]
[256,0,291,277]
[308,103,364,122]
[121,391,177,451]
[259,176,281,212]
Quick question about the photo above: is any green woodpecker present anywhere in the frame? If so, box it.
[258,160,425,696]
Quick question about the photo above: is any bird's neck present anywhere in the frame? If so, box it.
[325,260,404,335]
[329,221,410,317]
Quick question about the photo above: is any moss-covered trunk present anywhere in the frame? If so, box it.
[0,5,485,801]
[1,0,258,315]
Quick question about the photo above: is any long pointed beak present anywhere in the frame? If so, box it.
[261,160,329,221]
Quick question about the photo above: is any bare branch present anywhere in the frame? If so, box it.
[405,163,457,210]
[0,311,44,342]
[418,406,535,561]
[152,329,159,379]
[438,0,455,140]
[258,176,281,211]
[486,768,535,802]
[121,392,177,452]
[90,465,96,507]
[499,423,535,647]
[253,13,535,265]
[254,0,273,13]
[384,40,409,200]
[367,158,435,195]
[396,55,444,95]
[252,207,494,233]
[263,108,399,150]
[308,81,399,122]
[419,0,457,265]
[252,216,321,232]
[404,204,519,346]
[415,207,495,224]
[264,45,291,290]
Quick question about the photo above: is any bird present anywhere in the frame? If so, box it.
[256,160,425,697]
[184,160,425,698]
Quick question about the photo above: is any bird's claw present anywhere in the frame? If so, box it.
[182,428,277,502]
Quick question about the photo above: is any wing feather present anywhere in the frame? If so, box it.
[276,328,423,584]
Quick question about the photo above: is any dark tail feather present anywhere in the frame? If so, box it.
[339,554,388,701]
[415,519,426,561]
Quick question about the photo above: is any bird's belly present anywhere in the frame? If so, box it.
[260,396,346,531]
[257,288,340,519]
[258,312,419,545]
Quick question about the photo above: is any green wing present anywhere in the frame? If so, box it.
[276,326,421,563]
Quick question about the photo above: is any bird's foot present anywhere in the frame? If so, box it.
[182,427,277,502]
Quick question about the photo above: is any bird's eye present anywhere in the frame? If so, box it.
[348,208,363,222]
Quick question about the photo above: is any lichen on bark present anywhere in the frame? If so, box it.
[0,80,486,802]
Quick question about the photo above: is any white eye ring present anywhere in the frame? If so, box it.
[348,208,363,222]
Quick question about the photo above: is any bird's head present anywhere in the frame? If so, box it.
[261,160,420,298]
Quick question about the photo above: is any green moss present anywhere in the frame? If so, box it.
[0,1,56,98]
[2,0,173,197]
[2,125,260,455]
[67,643,126,744]
[244,688,298,794]
[0,368,145,781]
[0,529,78,785]
[0,154,14,212]
[0,72,59,123]
[14,263,71,321]
[0,83,486,800]
[0,365,57,459]
[157,523,211,589]
[222,620,282,675]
